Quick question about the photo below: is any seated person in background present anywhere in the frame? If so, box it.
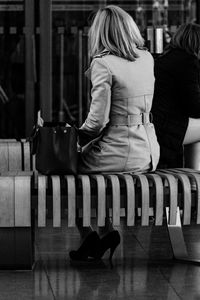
[69,5,160,262]
[152,23,200,168]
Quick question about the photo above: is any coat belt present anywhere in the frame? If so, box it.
[110,113,153,126]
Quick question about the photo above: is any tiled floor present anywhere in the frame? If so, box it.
[1,221,200,299]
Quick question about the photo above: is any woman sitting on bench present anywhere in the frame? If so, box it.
[70,5,160,262]
[152,23,200,168]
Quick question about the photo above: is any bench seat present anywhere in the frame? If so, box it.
[0,168,199,269]
[0,140,200,269]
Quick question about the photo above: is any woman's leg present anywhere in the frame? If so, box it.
[98,205,115,237]
[97,208,120,261]
[98,216,115,237]
[183,118,200,145]
[69,211,99,261]
[76,209,93,240]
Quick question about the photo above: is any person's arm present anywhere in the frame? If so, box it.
[79,58,112,146]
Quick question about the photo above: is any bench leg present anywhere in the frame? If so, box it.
[166,207,200,264]
[0,210,35,270]
[0,227,35,270]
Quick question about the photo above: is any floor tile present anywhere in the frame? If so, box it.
[0,261,54,300]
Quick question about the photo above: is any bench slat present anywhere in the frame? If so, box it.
[167,171,191,225]
[8,142,22,171]
[65,175,76,227]
[133,175,149,226]
[38,175,47,227]
[187,173,200,224]
[14,176,31,226]
[52,176,61,227]
[23,141,31,171]
[0,142,9,172]
[179,174,191,225]
[106,175,120,226]
[122,174,135,226]
[176,168,200,174]
[91,175,106,227]
[0,176,15,226]
[0,139,17,142]
[78,175,91,227]
[156,171,178,225]
[171,169,200,224]
[160,169,192,225]
[147,174,164,225]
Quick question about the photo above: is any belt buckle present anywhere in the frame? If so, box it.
[141,112,153,124]
[141,113,147,124]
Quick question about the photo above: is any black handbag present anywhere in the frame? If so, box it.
[30,122,78,175]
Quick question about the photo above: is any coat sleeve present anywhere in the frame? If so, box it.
[182,59,200,117]
[79,58,112,141]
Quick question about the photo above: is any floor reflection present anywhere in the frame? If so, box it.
[70,262,120,299]
[36,256,186,299]
[1,222,200,299]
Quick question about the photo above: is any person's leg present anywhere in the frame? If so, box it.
[70,211,120,261]
[76,210,93,240]
[98,213,115,237]
[69,211,99,261]
[97,207,120,260]
[183,118,200,145]
[97,222,120,260]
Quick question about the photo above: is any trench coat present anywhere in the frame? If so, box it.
[152,48,200,168]
[78,49,160,173]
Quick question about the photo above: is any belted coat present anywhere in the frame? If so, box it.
[78,49,160,173]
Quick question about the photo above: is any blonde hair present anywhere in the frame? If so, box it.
[88,5,145,61]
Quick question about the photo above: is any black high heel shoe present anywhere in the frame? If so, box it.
[95,230,120,261]
[69,231,100,261]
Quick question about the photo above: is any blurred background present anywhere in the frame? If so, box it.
[0,0,198,138]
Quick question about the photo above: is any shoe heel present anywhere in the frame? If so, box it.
[95,230,121,260]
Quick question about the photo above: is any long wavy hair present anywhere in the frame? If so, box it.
[165,23,200,59]
[88,5,145,61]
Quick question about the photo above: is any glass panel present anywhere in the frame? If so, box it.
[0,0,25,138]
[52,4,92,125]
[51,0,198,126]
[0,1,197,135]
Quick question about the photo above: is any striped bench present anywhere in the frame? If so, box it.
[34,169,200,266]
[0,168,200,269]
[0,140,200,269]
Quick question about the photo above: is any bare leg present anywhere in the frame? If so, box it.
[98,207,115,237]
[98,217,114,237]
[183,118,200,145]
[76,209,93,240]
[75,209,114,240]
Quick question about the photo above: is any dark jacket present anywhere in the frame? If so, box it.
[152,48,200,167]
